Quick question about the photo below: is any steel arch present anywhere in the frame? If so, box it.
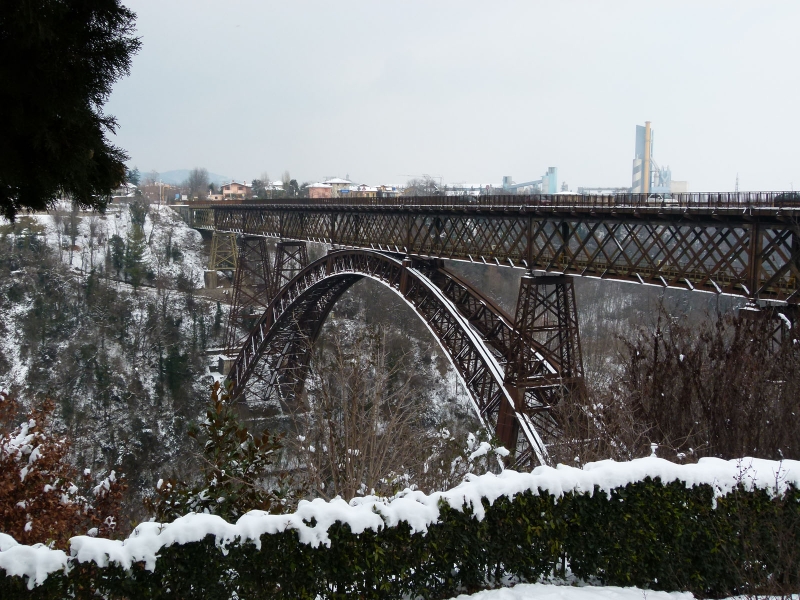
[225,249,564,466]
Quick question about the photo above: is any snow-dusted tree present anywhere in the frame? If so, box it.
[147,382,300,522]
[124,232,146,288]
[0,391,125,548]
[126,166,141,186]
[290,328,456,500]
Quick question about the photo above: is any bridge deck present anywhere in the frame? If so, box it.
[176,193,800,302]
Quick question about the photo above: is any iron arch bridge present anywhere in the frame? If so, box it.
[179,193,800,468]
[224,249,581,467]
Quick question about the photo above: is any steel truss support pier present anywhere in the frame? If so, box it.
[498,274,585,463]
[740,303,798,352]
[271,241,309,298]
[224,236,273,352]
[205,231,238,288]
[224,238,311,347]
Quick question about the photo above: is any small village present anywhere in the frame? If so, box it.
[114,172,568,204]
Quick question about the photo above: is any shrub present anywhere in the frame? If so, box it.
[0,391,125,549]
[1,458,798,598]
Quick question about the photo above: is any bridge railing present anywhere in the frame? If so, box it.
[180,191,800,212]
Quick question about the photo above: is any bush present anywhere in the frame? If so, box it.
[0,392,125,550]
[1,458,799,599]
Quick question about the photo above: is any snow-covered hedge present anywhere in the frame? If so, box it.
[2,457,799,598]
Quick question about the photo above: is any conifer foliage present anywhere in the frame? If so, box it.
[0,0,141,220]
[0,391,125,548]
[148,382,300,522]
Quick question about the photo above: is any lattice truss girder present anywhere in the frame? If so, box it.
[187,208,214,229]
[210,207,800,301]
[224,249,585,467]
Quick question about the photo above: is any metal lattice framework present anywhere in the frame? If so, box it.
[271,241,308,298]
[740,304,799,352]
[224,249,581,466]
[224,236,272,352]
[177,193,800,302]
[208,231,238,271]
[502,275,585,446]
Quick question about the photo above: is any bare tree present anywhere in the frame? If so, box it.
[548,302,800,467]
[281,322,508,500]
[404,176,440,196]
[285,326,438,500]
[186,168,209,201]
[87,215,101,270]
[143,170,160,187]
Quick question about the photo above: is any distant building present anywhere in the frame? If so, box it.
[344,184,378,198]
[631,122,683,194]
[140,183,174,204]
[541,167,558,194]
[501,167,558,194]
[445,183,499,196]
[631,122,652,194]
[322,178,352,198]
[112,182,137,197]
[377,185,401,198]
[577,187,631,195]
[670,180,689,193]
[307,183,332,199]
[222,181,252,200]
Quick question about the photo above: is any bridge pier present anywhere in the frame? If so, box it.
[224,236,273,352]
[503,273,585,463]
[205,231,238,288]
[740,302,798,352]
[271,241,309,297]
[224,238,311,349]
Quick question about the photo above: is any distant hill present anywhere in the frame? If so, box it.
[156,169,231,186]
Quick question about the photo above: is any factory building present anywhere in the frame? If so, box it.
[502,167,558,194]
[631,121,688,194]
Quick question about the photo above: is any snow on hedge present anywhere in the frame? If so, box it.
[2,456,799,587]
[0,534,68,590]
[446,583,695,600]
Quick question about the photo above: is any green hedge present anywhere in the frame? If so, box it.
[2,479,799,599]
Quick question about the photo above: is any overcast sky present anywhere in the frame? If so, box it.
[106,1,800,191]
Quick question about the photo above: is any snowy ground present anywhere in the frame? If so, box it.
[0,202,212,398]
[447,584,694,600]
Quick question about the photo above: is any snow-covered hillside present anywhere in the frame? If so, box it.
[24,201,206,287]
[0,202,222,520]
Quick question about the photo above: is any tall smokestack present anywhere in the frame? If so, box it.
[643,121,652,195]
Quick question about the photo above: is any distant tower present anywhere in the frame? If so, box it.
[632,121,653,194]
[735,173,739,193]
[541,167,558,194]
